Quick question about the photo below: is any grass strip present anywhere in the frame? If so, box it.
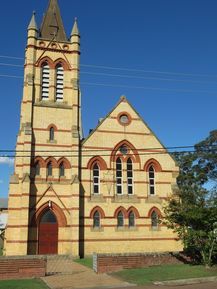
[112,264,217,285]
[0,278,49,289]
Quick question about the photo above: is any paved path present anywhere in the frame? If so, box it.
[41,258,217,289]
[114,282,217,289]
[42,260,133,289]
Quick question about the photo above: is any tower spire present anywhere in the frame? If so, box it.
[28,11,38,31]
[71,18,80,37]
[40,0,67,42]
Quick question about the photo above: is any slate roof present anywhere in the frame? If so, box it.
[40,0,68,42]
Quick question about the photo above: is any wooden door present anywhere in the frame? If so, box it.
[38,210,58,255]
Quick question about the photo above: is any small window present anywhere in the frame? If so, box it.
[93,163,100,194]
[59,162,65,177]
[129,211,135,227]
[35,162,40,176]
[149,166,155,195]
[49,127,55,141]
[41,63,50,100]
[119,114,130,125]
[117,211,124,227]
[93,211,100,228]
[127,158,133,195]
[47,162,52,177]
[151,211,158,228]
[56,64,64,101]
[116,158,122,195]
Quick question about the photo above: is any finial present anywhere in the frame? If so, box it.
[120,95,127,102]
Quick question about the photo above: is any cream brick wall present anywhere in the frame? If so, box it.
[6,9,182,257]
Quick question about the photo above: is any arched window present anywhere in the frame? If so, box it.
[49,127,55,141]
[47,162,52,177]
[151,211,158,228]
[41,63,50,100]
[129,211,135,227]
[56,64,64,101]
[116,158,122,195]
[59,162,65,177]
[127,158,133,195]
[93,163,100,194]
[35,162,40,176]
[149,165,155,195]
[117,211,124,227]
[93,211,100,228]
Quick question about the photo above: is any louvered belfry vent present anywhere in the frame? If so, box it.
[56,65,64,101]
[41,64,50,100]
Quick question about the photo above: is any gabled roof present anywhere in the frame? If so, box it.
[40,0,68,42]
[82,96,161,145]
[81,96,178,165]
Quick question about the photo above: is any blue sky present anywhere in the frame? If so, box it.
[0,0,217,198]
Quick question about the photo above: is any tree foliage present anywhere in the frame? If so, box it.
[164,130,217,266]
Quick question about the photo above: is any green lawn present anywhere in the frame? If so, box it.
[0,279,49,289]
[74,257,93,269]
[111,264,217,285]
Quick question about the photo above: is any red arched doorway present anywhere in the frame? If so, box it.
[38,210,58,254]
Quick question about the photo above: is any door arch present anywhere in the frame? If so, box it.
[38,210,58,255]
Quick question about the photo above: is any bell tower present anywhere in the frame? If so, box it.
[6,0,81,256]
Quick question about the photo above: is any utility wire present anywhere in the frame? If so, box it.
[1,62,217,84]
[0,73,217,94]
[1,148,217,158]
[0,54,217,79]
[0,144,217,153]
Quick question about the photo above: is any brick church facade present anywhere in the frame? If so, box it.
[5,0,182,256]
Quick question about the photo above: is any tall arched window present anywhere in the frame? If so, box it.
[93,163,100,194]
[93,211,100,228]
[127,158,133,195]
[41,63,50,100]
[129,211,135,227]
[59,162,65,177]
[49,127,55,141]
[56,64,64,101]
[151,211,158,228]
[117,211,124,227]
[47,162,52,177]
[149,166,155,195]
[35,162,40,176]
[116,158,122,195]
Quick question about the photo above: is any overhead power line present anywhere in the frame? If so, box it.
[0,61,217,84]
[0,54,217,79]
[0,144,217,153]
[0,146,216,159]
[1,149,217,158]
[0,73,217,94]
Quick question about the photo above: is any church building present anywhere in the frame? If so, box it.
[5,0,182,256]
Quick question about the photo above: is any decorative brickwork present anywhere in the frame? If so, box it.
[0,256,46,280]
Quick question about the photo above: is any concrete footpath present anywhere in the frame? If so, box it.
[41,259,217,289]
[41,260,133,289]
